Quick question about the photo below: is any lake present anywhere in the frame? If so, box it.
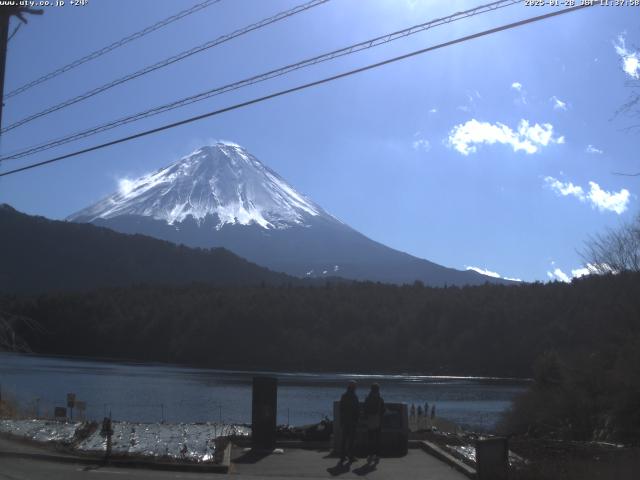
[0,352,529,431]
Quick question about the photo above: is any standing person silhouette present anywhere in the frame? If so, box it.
[339,380,359,463]
[363,383,385,462]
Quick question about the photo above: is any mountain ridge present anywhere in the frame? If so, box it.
[69,142,330,230]
[68,142,514,287]
[0,204,310,294]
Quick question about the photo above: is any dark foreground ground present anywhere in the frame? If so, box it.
[3,425,640,479]
[0,434,467,480]
[508,437,640,480]
[414,429,640,480]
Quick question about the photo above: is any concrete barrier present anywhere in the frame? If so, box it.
[476,437,508,480]
[333,401,408,456]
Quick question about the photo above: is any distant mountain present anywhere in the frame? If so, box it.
[0,204,296,294]
[69,142,512,286]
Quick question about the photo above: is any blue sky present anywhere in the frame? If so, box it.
[0,0,638,282]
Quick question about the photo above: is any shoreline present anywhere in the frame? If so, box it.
[0,351,534,383]
[0,417,246,464]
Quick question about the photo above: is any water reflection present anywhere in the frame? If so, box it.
[0,353,528,430]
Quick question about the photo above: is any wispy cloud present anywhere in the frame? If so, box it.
[585,144,603,154]
[466,266,521,282]
[412,131,431,152]
[117,178,137,196]
[544,176,630,214]
[217,139,243,148]
[468,90,481,101]
[412,138,431,152]
[510,81,527,105]
[614,34,640,79]
[447,119,564,155]
[113,172,150,196]
[429,107,438,114]
[551,96,568,111]
[456,90,481,113]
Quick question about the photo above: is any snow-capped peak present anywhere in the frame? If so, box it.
[68,142,324,229]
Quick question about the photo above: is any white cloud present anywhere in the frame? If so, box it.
[585,144,603,154]
[429,107,438,114]
[115,170,154,197]
[465,266,522,282]
[412,138,431,152]
[447,119,563,155]
[217,139,243,148]
[544,176,630,215]
[614,34,640,79]
[466,266,500,278]
[117,177,137,196]
[544,176,584,198]
[587,181,630,214]
[551,96,568,111]
[546,263,605,283]
[547,268,570,283]
[571,266,591,278]
[511,82,527,105]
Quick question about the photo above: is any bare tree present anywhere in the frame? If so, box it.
[0,311,40,353]
[581,214,640,274]
[612,37,640,177]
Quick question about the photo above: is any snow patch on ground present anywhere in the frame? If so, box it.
[0,419,248,462]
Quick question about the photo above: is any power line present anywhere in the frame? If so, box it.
[3,0,222,100]
[0,0,330,134]
[0,6,43,133]
[7,22,21,43]
[0,0,523,162]
[612,172,640,177]
[0,4,596,179]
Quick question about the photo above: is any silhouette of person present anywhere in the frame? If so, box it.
[363,383,385,462]
[100,417,113,461]
[417,405,423,417]
[431,404,436,419]
[339,380,359,463]
[410,404,416,418]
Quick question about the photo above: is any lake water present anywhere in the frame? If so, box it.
[0,353,529,431]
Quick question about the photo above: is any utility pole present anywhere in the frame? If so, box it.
[0,6,43,133]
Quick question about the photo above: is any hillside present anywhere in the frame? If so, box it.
[69,143,513,286]
[0,204,296,293]
[3,271,638,377]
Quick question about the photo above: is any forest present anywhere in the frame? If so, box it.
[0,204,304,293]
[2,271,640,442]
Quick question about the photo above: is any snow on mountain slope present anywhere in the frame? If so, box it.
[69,142,325,229]
[69,141,514,286]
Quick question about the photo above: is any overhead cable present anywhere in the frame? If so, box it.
[0,4,596,178]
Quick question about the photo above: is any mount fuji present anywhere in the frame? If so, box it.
[68,142,510,286]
